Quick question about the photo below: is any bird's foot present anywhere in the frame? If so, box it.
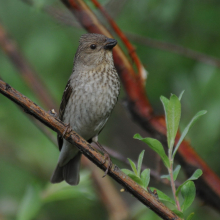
[62,123,72,138]
[102,152,113,178]
[94,141,112,177]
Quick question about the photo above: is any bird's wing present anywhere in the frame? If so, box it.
[57,79,73,151]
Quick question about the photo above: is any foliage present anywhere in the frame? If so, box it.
[124,93,206,219]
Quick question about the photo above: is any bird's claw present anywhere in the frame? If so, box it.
[102,153,112,178]
[62,123,72,138]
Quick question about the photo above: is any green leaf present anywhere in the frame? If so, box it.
[17,185,41,220]
[176,169,202,196]
[161,165,181,181]
[128,173,144,187]
[188,169,203,181]
[171,209,184,218]
[128,158,138,175]
[137,150,145,177]
[186,212,195,220]
[160,96,169,128]
[141,169,150,188]
[181,181,196,211]
[150,187,175,205]
[167,94,181,149]
[161,174,170,181]
[178,90,185,101]
[173,110,207,158]
[134,134,170,168]
[121,169,134,176]
[161,95,181,149]
[173,165,181,181]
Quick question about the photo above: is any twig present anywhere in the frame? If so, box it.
[126,32,220,68]
[91,0,146,85]
[0,79,180,220]
[168,148,181,211]
[60,0,220,211]
[20,0,220,69]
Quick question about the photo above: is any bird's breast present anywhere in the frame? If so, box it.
[63,68,120,140]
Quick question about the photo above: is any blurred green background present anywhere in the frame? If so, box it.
[0,0,220,219]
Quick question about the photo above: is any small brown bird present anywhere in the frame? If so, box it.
[51,33,120,185]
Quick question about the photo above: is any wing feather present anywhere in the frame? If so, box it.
[57,79,73,150]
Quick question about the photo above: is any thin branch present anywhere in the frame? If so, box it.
[20,0,220,69]
[91,0,146,84]
[126,32,220,68]
[0,22,57,109]
[0,79,180,220]
[61,0,220,211]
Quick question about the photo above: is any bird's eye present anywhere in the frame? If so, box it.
[90,44,97,49]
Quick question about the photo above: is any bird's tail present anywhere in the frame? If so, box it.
[50,151,82,185]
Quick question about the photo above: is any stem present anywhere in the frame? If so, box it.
[168,148,181,211]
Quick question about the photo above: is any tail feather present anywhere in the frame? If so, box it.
[51,152,82,185]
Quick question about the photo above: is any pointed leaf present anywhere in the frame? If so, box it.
[173,110,207,158]
[186,213,195,220]
[134,134,170,168]
[178,90,185,101]
[128,158,138,175]
[150,187,175,205]
[188,169,203,181]
[166,94,181,149]
[160,96,169,128]
[128,174,144,187]
[171,209,184,218]
[121,169,134,176]
[181,181,196,211]
[137,150,145,177]
[161,174,170,181]
[173,165,181,181]
[141,169,150,189]
[176,169,202,196]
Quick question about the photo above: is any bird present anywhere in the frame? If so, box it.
[51,33,120,185]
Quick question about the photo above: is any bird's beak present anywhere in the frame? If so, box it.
[104,38,117,50]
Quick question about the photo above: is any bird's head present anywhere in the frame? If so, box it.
[74,33,117,70]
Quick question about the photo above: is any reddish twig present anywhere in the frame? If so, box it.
[61,0,220,211]
[0,79,181,220]
[91,0,146,85]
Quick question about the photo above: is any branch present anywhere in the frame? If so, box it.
[0,80,180,220]
[61,0,220,211]
[91,0,147,85]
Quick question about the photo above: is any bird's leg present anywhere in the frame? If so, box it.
[94,141,112,177]
[62,123,72,138]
